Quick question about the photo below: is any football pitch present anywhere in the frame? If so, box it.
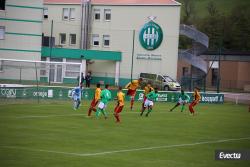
[0,101,249,167]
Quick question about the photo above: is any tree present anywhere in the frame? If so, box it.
[227,5,250,50]
[181,0,195,24]
[207,1,218,17]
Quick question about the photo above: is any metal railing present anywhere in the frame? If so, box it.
[179,24,209,73]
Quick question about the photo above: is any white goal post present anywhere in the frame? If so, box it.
[0,58,83,86]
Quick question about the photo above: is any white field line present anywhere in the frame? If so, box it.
[16,114,85,119]
[1,137,250,157]
[16,111,171,119]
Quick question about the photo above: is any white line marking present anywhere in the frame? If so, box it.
[1,137,250,157]
[16,111,170,119]
[16,114,85,118]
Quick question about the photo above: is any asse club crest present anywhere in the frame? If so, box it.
[139,20,163,50]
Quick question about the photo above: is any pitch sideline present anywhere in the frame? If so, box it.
[1,137,250,157]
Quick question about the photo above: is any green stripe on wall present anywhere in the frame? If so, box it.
[6,32,42,37]
[6,4,44,10]
[42,47,122,61]
[0,48,41,53]
[0,18,42,23]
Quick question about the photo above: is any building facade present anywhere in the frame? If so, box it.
[43,0,181,86]
[0,0,43,80]
[177,52,250,92]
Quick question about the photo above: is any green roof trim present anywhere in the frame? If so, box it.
[0,17,42,23]
[6,4,44,10]
[6,32,42,37]
[41,47,122,61]
[0,48,41,53]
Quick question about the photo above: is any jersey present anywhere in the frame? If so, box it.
[146,91,158,101]
[72,87,82,100]
[179,93,190,102]
[193,91,201,103]
[125,80,140,90]
[117,91,125,106]
[144,86,154,96]
[94,88,101,101]
[100,89,112,104]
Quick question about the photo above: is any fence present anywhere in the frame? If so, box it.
[180,76,250,93]
[0,86,224,104]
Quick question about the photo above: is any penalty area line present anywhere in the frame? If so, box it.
[1,137,250,157]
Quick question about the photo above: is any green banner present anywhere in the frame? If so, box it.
[0,87,224,104]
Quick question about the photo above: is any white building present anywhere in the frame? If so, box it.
[44,0,182,86]
[0,0,181,86]
[0,0,43,80]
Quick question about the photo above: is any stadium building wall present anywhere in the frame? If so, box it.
[0,0,43,81]
[43,0,181,86]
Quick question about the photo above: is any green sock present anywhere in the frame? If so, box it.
[101,110,107,117]
[146,108,152,116]
[181,105,185,112]
[96,109,101,118]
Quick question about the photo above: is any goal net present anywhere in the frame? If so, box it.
[0,58,83,102]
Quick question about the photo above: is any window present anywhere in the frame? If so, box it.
[140,73,157,80]
[0,0,5,10]
[43,7,48,19]
[65,59,81,78]
[42,36,55,47]
[103,35,110,47]
[0,26,5,40]
[104,9,111,21]
[157,75,164,82]
[94,9,100,20]
[62,8,75,20]
[92,34,99,46]
[40,57,47,76]
[69,8,75,20]
[59,33,66,45]
[69,34,76,45]
[62,8,69,20]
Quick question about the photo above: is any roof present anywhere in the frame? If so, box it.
[204,50,250,56]
[44,0,181,6]
[44,0,81,4]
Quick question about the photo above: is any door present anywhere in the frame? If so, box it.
[56,65,62,82]
[212,69,218,86]
[49,64,62,83]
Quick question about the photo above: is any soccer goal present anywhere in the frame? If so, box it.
[0,58,83,102]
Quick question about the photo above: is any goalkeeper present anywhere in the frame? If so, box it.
[169,90,190,112]
[71,85,83,110]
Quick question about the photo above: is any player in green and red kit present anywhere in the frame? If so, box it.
[169,90,190,112]
[189,87,201,116]
[140,88,159,117]
[113,86,125,123]
[96,84,112,119]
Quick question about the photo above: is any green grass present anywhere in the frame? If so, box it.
[0,101,250,167]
